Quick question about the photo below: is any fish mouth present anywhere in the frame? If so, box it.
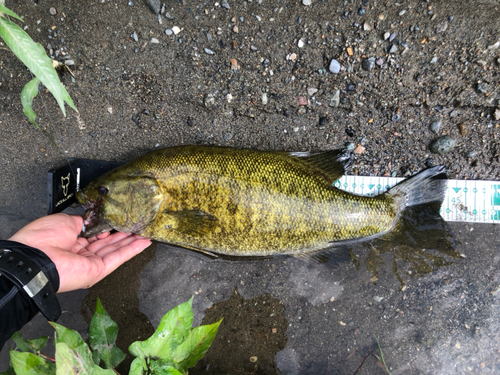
[79,196,112,238]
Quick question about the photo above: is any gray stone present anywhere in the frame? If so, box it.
[204,48,216,55]
[389,44,398,53]
[361,57,376,71]
[430,119,442,134]
[221,0,230,9]
[329,59,341,74]
[494,108,500,121]
[430,136,456,154]
[436,20,448,33]
[144,0,160,14]
[329,90,340,108]
[302,0,312,5]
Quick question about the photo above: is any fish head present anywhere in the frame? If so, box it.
[77,170,165,238]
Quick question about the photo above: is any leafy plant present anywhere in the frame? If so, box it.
[0,0,77,127]
[2,297,221,375]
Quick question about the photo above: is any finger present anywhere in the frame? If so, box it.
[69,215,84,234]
[96,231,111,240]
[94,235,144,258]
[100,238,152,276]
[86,232,133,253]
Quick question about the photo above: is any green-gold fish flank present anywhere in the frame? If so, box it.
[77,146,447,256]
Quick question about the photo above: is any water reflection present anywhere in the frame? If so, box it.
[191,289,288,375]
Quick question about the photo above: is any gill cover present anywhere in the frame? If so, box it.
[80,173,165,236]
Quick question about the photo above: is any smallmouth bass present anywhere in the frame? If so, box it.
[76,146,447,256]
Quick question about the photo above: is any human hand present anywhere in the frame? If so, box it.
[8,213,152,293]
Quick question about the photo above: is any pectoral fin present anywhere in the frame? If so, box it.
[161,210,220,237]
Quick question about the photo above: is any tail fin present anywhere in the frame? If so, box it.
[388,166,447,210]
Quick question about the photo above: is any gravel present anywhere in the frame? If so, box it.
[329,59,341,74]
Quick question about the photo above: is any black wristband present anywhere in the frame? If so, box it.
[0,243,61,321]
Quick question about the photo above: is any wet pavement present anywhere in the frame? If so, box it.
[1,219,498,374]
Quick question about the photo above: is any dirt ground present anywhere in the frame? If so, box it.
[0,0,499,374]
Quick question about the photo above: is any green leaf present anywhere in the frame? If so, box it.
[89,298,126,369]
[0,16,77,116]
[10,351,55,375]
[50,322,115,375]
[149,361,184,375]
[20,77,40,127]
[0,4,24,22]
[11,332,48,354]
[128,358,147,375]
[129,297,194,361]
[171,319,222,372]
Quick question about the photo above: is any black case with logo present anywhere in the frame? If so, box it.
[47,159,123,215]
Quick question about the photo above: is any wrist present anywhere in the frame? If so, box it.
[0,240,61,321]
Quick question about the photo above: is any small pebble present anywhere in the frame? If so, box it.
[145,0,160,14]
[358,7,365,15]
[354,144,366,154]
[494,108,500,121]
[375,58,384,66]
[132,31,138,42]
[204,93,215,107]
[389,32,396,42]
[204,48,215,55]
[430,56,439,64]
[430,119,441,134]
[296,96,308,106]
[298,39,305,48]
[477,83,488,94]
[392,113,401,122]
[64,60,74,66]
[458,123,467,136]
[49,7,57,15]
[363,22,371,31]
[262,93,268,105]
[430,136,456,154]
[346,142,356,151]
[128,1,134,6]
[165,28,173,35]
[329,90,340,108]
[307,87,318,96]
[436,21,448,33]
[466,151,478,158]
[249,356,258,363]
[361,57,376,71]
[448,15,454,22]
[172,26,181,35]
[329,59,341,74]
[384,32,390,40]
[151,38,159,44]
[221,0,230,9]
[302,0,312,5]
[346,83,355,92]
[399,9,406,16]
[389,44,398,54]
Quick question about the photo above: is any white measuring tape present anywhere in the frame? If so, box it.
[336,176,500,224]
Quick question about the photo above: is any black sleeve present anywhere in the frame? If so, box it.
[0,240,60,350]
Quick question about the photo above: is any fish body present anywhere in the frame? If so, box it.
[77,146,446,256]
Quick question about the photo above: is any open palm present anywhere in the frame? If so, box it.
[9,213,151,293]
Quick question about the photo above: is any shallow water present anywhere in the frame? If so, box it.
[0,221,498,374]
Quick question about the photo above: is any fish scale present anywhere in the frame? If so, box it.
[77,146,442,256]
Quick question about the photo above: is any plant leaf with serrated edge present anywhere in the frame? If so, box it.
[11,332,48,354]
[9,351,55,375]
[128,357,147,375]
[50,322,115,375]
[171,319,222,373]
[0,4,23,22]
[89,298,126,369]
[0,16,77,116]
[20,77,40,127]
[129,296,194,361]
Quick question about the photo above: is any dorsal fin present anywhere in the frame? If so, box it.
[289,150,350,184]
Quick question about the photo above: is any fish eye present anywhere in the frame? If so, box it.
[98,185,109,195]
